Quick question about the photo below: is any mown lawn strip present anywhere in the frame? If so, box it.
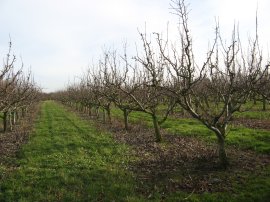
[0,101,143,201]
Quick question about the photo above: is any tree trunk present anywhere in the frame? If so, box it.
[181,108,186,117]
[3,112,7,132]
[262,96,266,111]
[95,107,100,119]
[16,111,19,122]
[152,114,161,142]
[216,134,229,168]
[80,104,83,112]
[88,106,92,117]
[253,97,257,104]
[102,108,106,123]
[106,108,111,124]
[21,108,26,118]
[12,111,16,125]
[9,112,13,131]
[123,109,129,130]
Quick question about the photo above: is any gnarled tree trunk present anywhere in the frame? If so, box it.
[3,111,7,132]
[123,108,129,130]
[262,96,267,111]
[215,130,229,168]
[106,108,111,124]
[152,114,161,142]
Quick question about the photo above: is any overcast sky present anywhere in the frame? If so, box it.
[0,0,269,92]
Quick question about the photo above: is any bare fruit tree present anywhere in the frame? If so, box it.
[0,41,40,132]
[155,0,269,167]
[255,62,270,110]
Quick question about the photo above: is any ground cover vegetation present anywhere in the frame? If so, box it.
[1,0,270,201]
[2,101,269,201]
[0,101,145,201]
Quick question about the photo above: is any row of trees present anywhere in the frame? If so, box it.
[54,0,270,168]
[0,41,40,132]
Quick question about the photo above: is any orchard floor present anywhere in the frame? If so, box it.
[0,101,140,201]
[0,101,269,201]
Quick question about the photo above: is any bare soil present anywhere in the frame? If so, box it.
[232,118,270,130]
[107,120,270,196]
[72,109,270,196]
[75,116,270,197]
[0,104,40,168]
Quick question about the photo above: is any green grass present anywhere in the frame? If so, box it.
[0,101,144,201]
[235,110,270,120]
[1,101,269,201]
[112,108,270,154]
[241,101,268,110]
[232,101,270,120]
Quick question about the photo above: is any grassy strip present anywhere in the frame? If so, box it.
[235,110,270,120]
[111,108,270,154]
[0,101,143,201]
[223,101,270,120]
[159,102,270,120]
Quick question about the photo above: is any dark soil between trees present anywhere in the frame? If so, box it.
[233,118,270,130]
[0,104,40,168]
[73,110,270,197]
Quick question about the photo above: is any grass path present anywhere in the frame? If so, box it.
[0,101,140,201]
